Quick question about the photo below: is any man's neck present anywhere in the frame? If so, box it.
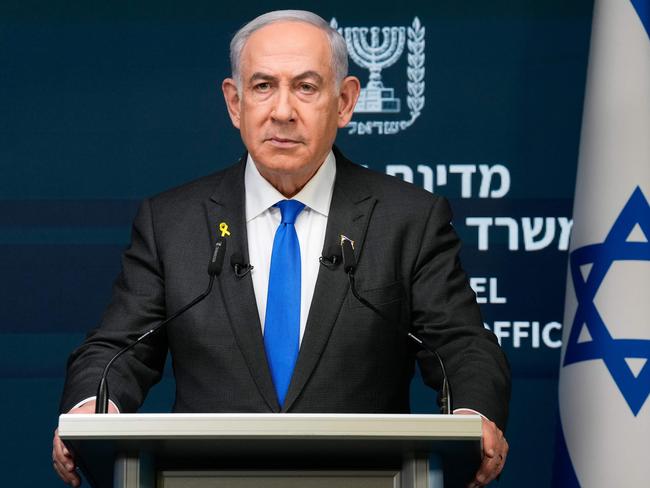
[257,167,320,198]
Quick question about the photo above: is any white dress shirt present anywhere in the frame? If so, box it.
[245,150,336,343]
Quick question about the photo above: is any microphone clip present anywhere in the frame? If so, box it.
[233,263,253,278]
[319,244,342,269]
[231,253,253,278]
[319,254,340,269]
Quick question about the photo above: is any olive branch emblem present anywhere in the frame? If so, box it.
[331,17,426,135]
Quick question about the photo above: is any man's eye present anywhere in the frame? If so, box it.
[254,82,271,92]
[299,83,316,93]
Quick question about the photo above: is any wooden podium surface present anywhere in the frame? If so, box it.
[59,413,482,488]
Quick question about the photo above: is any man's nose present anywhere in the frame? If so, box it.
[271,87,296,122]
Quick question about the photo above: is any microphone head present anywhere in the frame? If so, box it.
[341,237,356,273]
[208,237,227,276]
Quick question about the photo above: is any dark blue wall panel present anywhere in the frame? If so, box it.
[0,1,593,485]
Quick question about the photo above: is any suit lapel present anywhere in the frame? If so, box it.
[282,153,377,411]
[204,157,280,412]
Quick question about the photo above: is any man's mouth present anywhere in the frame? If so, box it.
[266,137,302,148]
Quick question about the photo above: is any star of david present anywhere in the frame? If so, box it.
[564,186,650,416]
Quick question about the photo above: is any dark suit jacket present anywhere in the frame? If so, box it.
[60,148,511,430]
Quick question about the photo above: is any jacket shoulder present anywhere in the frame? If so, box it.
[338,155,446,220]
[153,163,238,203]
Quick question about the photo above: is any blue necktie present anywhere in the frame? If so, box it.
[264,199,305,406]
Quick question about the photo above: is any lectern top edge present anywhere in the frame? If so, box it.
[58,413,482,441]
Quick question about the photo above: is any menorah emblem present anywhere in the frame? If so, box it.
[331,18,426,135]
[343,26,406,113]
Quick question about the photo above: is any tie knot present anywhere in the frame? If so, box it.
[276,200,305,224]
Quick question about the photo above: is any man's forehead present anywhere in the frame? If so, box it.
[240,21,332,69]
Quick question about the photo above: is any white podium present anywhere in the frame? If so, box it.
[58,413,481,488]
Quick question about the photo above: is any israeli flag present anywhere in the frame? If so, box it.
[555,0,650,486]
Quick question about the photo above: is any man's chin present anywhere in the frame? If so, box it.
[253,146,309,168]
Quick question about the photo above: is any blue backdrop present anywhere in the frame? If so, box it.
[0,1,593,486]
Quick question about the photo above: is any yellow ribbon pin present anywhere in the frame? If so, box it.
[219,222,231,237]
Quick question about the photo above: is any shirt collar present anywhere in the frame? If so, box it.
[244,150,336,222]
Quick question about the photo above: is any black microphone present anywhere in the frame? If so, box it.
[95,237,227,414]
[339,238,453,415]
[319,244,342,268]
[231,252,254,278]
[340,236,356,274]
[208,237,227,276]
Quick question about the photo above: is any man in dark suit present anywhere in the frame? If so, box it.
[53,10,510,488]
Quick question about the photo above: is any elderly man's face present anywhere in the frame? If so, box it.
[222,21,359,196]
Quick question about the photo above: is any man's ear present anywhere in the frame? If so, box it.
[222,78,241,129]
[337,76,361,128]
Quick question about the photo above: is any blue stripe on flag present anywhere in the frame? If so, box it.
[631,0,650,38]
[552,418,581,487]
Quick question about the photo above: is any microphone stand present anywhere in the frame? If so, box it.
[95,237,226,414]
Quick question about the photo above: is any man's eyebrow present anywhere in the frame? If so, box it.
[247,71,325,85]
[294,71,324,84]
[248,72,277,84]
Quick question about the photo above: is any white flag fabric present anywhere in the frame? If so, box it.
[555,0,650,486]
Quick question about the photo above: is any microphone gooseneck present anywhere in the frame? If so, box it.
[406,332,452,416]
[95,237,227,414]
[340,238,453,415]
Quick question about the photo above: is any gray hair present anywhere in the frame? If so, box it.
[230,10,349,91]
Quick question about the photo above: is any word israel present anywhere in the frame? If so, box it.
[331,17,425,135]
[466,216,573,251]
[386,163,510,198]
